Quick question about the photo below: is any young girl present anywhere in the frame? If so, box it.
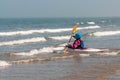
[67,32,84,49]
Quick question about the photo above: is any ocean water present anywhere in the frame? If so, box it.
[0,17,120,80]
[0,17,120,53]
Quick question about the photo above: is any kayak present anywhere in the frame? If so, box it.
[54,47,109,54]
[67,48,109,53]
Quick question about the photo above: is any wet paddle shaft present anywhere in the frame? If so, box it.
[64,23,79,54]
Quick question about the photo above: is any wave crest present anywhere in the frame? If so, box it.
[0,37,46,46]
[0,26,100,36]
[91,30,120,37]
[0,61,11,67]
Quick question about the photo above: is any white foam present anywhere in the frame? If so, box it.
[11,47,54,56]
[0,29,71,36]
[10,46,64,56]
[0,61,11,67]
[80,22,84,24]
[78,25,100,30]
[87,22,95,24]
[0,37,46,46]
[48,36,70,40]
[0,26,100,36]
[92,30,120,37]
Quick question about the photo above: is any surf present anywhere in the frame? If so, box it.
[0,60,11,67]
[91,30,120,37]
[6,49,120,64]
[0,26,100,36]
[0,37,46,46]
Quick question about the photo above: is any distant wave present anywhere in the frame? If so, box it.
[80,22,95,25]
[91,30,120,37]
[47,36,70,40]
[78,25,100,30]
[87,22,95,24]
[0,37,46,46]
[0,26,100,36]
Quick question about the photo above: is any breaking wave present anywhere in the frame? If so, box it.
[47,36,70,40]
[0,61,11,67]
[0,26,100,36]
[91,30,120,37]
[0,37,46,46]
[87,22,95,24]
[10,47,64,56]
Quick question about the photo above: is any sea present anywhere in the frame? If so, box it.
[0,17,120,80]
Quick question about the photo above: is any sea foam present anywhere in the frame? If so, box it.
[0,37,46,46]
[10,46,64,56]
[87,22,95,24]
[0,26,100,36]
[0,61,11,67]
[48,36,70,40]
[92,30,120,37]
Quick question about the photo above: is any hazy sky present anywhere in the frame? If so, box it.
[0,0,120,18]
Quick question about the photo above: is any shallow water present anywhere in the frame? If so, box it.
[0,55,120,80]
[107,72,120,80]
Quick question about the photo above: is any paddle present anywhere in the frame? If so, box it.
[63,23,79,54]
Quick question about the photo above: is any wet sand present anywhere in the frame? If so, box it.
[0,55,120,80]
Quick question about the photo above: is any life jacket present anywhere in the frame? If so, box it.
[71,39,84,49]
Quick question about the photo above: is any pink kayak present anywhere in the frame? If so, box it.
[68,48,109,52]
[54,47,109,54]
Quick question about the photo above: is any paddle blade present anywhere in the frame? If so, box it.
[72,25,78,33]
[63,48,68,54]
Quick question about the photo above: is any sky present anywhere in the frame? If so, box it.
[0,0,120,18]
